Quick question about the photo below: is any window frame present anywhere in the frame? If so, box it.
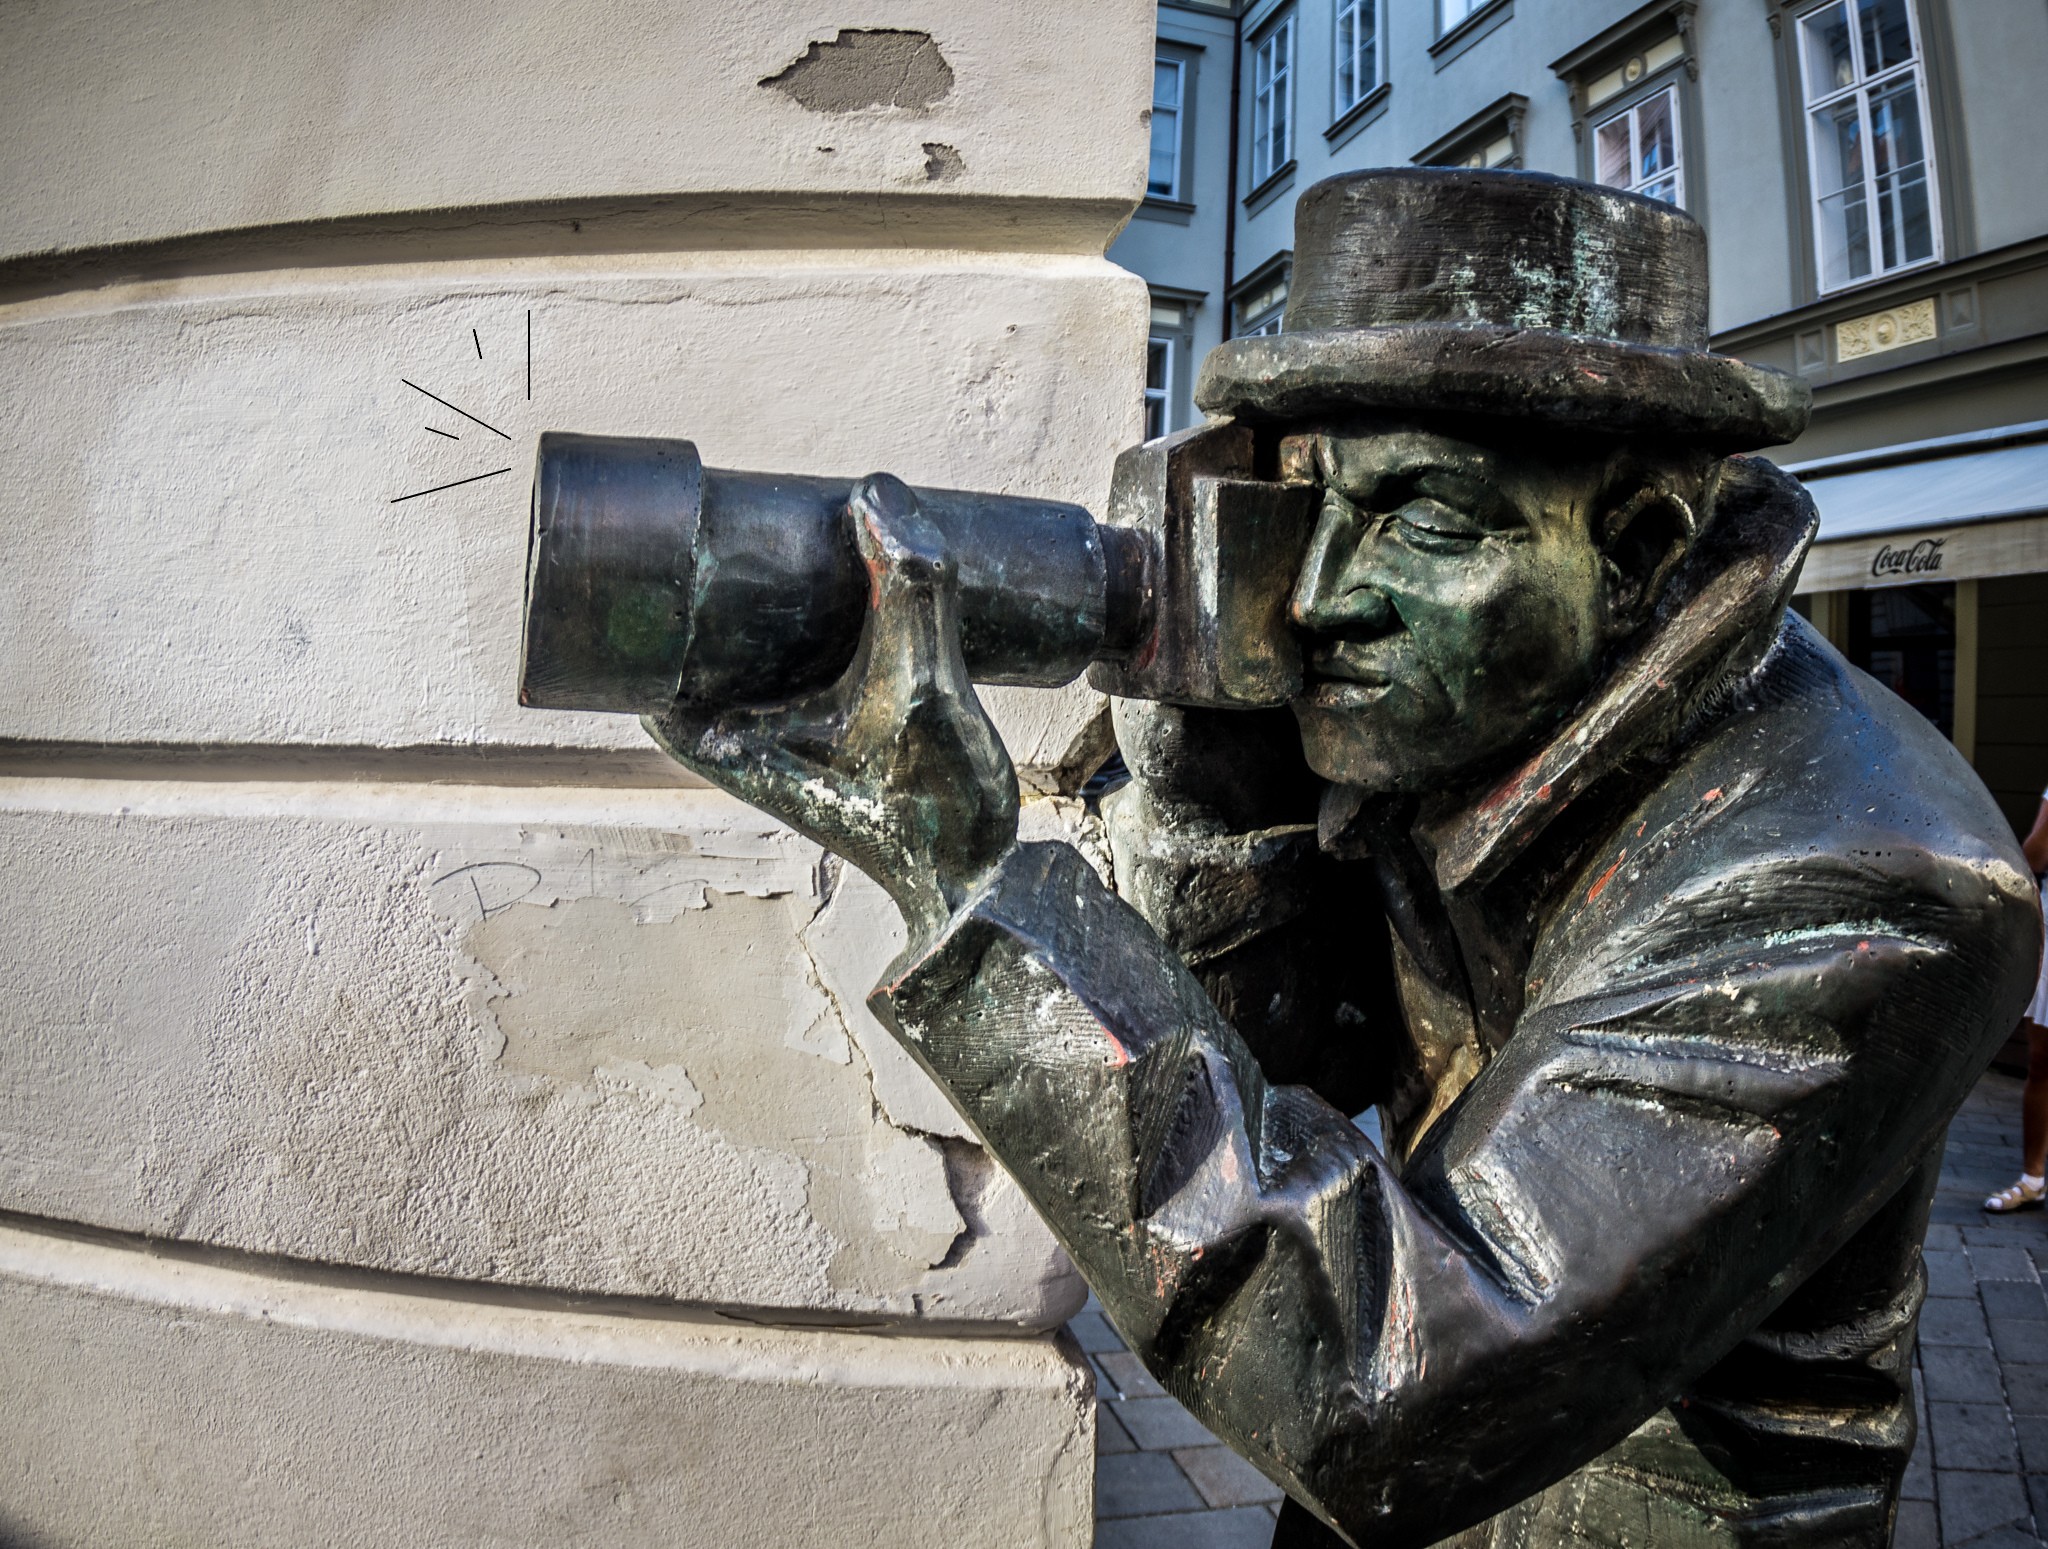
[1592,82,1686,208]
[1250,13,1296,190]
[1143,335,1175,440]
[1148,55,1187,203]
[1793,0,1944,295]
[1334,0,1380,118]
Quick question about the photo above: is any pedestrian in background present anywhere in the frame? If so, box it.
[1986,790,2048,1211]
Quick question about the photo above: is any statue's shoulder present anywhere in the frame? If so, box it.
[1540,612,2034,986]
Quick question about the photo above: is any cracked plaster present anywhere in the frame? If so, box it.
[0,778,1087,1326]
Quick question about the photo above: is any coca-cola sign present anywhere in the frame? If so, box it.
[1870,536,1946,579]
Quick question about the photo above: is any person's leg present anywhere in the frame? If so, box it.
[2024,1021,2048,1176]
[1986,1021,2048,1211]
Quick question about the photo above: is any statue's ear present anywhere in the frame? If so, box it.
[1598,481,1696,636]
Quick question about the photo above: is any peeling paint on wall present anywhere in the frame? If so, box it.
[759,29,954,113]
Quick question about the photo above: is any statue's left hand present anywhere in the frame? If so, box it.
[643,474,1021,947]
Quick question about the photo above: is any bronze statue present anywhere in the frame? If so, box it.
[521,170,2042,1548]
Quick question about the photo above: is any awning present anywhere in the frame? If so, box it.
[1786,421,2048,592]
[1788,420,2048,542]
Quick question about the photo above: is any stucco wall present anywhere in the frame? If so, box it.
[0,2,1152,1541]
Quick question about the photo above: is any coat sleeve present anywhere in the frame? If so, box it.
[868,817,2038,1547]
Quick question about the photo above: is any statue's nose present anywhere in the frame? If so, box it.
[1290,491,1399,639]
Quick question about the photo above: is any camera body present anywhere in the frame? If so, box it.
[519,423,1318,719]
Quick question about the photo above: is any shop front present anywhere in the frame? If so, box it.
[1791,420,2048,837]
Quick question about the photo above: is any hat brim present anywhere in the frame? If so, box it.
[1194,325,1810,450]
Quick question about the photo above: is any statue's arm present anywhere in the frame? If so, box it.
[873,831,2036,1549]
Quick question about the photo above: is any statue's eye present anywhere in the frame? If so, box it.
[1391,499,1484,551]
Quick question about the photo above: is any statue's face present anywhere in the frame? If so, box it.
[1286,418,1633,795]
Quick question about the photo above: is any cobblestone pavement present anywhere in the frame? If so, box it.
[1074,1069,2048,1548]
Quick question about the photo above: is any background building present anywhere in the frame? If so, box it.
[1111,0,2048,832]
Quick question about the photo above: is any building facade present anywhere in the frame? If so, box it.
[0,3,1150,1541]
[1109,0,2048,831]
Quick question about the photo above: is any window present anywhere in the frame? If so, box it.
[1796,0,1938,291]
[1595,86,1683,206]
[1415,95,1526,171]
[1439,0,1490,34]
[1448,133,1516,169]
[1233,264,1290,337]
[1149,58,1185,200]
[1144,338,1173,440]
[1251,17,1294,186]
[1335,0,1380,115]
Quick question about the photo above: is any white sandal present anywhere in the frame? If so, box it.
[1984,1177,2046,1213]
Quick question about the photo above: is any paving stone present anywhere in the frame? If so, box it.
[1986,1282,2048,1322]
[1955,1528,2047,1549]
[1932,1403,2020,1471]
[1924,1346,2008,1405]
[1905,1425,1936,1500]
[1975,1247,2044,1284]
[1923,1295,1995,1347]
[2013,1416,2048,1477]
[2007,1365,2048,1416]
[1927,1224,1966,1250]
[1173,1446,1285,1508]
[1935,1198,1992,1227]
[1095,1507,1281,1549]
[1972,1224,2048,1250]
[2028,1473,2048,1535]
[1113,1397,1222,1451]
[1095,1451,1206,1518]
[1099,1405,1138,1456]
[1929,1249,1980,1297]
[1895,1498,1939,1549]
[1099,1352,1168,1400]
[1070,1309,1127,1355]
[1937,1468,2032,1543]
[1992,1317,2048,1366]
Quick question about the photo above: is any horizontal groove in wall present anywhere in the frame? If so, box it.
[0,1208,1057,1351]
[0,740,708,789]
[0,192,1135,306]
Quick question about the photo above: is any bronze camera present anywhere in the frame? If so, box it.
[519,424,1317,718]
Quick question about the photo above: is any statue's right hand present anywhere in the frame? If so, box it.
[1110,699,1323,835]
[644,475,1020,948]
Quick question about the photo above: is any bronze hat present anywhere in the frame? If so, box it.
[1195,168,1809,450]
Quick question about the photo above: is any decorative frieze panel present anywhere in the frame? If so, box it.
[1835,297,1938,362]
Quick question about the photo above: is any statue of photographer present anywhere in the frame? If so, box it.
[602,171,2041,1548]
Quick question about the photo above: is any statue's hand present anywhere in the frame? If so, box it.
[644,474,1020,945]
[1110,699,1323,835]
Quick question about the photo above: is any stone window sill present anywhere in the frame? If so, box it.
[1135,197,1197,226]
[1242,159,1298,216]
[1325,82,1392,150]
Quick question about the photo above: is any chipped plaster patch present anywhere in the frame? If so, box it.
[465,887,962,1290]
[760,29,954,114]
